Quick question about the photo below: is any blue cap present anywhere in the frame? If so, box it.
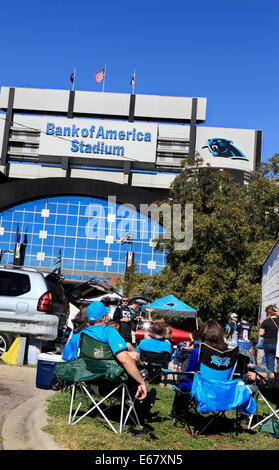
[86,301,110,322]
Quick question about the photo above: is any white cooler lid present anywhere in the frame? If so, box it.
[37,353,64,362]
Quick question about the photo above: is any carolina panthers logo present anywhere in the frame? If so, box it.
[203,138,248,161]
[211,355,230,367]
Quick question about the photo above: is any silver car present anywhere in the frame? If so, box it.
[0,266,69,355]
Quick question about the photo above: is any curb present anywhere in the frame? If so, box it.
[2,391,62,450]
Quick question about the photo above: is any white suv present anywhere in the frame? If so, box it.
[0,266,69,355]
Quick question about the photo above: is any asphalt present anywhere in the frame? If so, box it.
[1,365,63,450]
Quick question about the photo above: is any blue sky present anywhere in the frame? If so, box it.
[1,0,278,163]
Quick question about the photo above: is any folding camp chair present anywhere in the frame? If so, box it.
[234,348,257,377]
[247,371,279,431]
[162,345,200,429]
[138,350,170,384]
[190,343,257,437]
[173,344,192,370]
[54,332,142,434]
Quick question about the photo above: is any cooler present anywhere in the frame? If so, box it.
[237,340,251,351]
[36,353,65,390]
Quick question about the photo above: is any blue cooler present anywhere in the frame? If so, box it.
[36,353,65,390]
[237,340,251,351]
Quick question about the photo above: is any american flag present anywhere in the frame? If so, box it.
[95,68,105,83]
[130,72,135,87]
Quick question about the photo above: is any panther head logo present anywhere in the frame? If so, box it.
[203,138,248,161]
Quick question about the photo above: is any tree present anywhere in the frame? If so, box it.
[131,156,279,325]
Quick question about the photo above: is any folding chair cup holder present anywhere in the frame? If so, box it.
[55,333,142,434]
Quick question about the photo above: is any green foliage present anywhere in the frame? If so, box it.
[128,155,279,325]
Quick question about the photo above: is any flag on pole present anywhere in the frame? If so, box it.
[70,68,76,90]
[23,228,28,245]
[95,68,105,83]
[51,248,62,273]
[15,224,21,243]
[13,223,21,264]
[130,71,136,94]
[19,228,28,266]
[119,232,133,245]
[130,72,135,87]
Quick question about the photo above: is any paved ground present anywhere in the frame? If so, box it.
[0,364,61,450]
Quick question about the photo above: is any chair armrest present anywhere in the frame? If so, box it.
[162,368,187,375]
[162,368,196,376]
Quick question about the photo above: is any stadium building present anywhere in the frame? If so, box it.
[0,86,262,283]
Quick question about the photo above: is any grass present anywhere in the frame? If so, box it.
[44,384,279,451]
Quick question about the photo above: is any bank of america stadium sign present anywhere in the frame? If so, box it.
[46,122,153,157]
[41,119,157,162]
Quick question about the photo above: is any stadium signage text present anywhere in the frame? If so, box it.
[46,122,152,157]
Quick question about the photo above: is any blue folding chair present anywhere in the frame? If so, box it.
[190,343,257,436]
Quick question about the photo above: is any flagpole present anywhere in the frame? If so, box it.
[72,67,76,91]
[133,70,136,95]
[103,64,106,92]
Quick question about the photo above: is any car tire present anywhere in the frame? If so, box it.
[0,332,15,356]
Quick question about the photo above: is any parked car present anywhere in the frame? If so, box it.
[0,266,69,356]
[135,319,192,346]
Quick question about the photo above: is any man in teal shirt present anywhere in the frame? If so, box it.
[63,301,147,403]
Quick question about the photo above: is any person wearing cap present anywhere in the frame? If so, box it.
[82,301,147,403]
[225,313,238,340]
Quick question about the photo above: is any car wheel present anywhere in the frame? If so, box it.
[0,332,14,356]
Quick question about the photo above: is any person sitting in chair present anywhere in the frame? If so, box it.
[171,320,228,423]
[135,321,173,363]
[82,301,148,403]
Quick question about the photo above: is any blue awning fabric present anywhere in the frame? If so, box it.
[144,294,197,319]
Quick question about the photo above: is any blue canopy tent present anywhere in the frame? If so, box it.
[144,294,198,329]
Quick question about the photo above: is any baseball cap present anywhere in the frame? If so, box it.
[86,301,110,322]
[231,313,238,319]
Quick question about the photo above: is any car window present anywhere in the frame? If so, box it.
[0,272,31,296]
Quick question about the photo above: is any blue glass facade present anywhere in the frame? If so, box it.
[0,196,166,278]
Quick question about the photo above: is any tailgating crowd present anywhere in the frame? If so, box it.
[61,297,279,422]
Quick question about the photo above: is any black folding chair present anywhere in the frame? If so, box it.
[138,350,170,384]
